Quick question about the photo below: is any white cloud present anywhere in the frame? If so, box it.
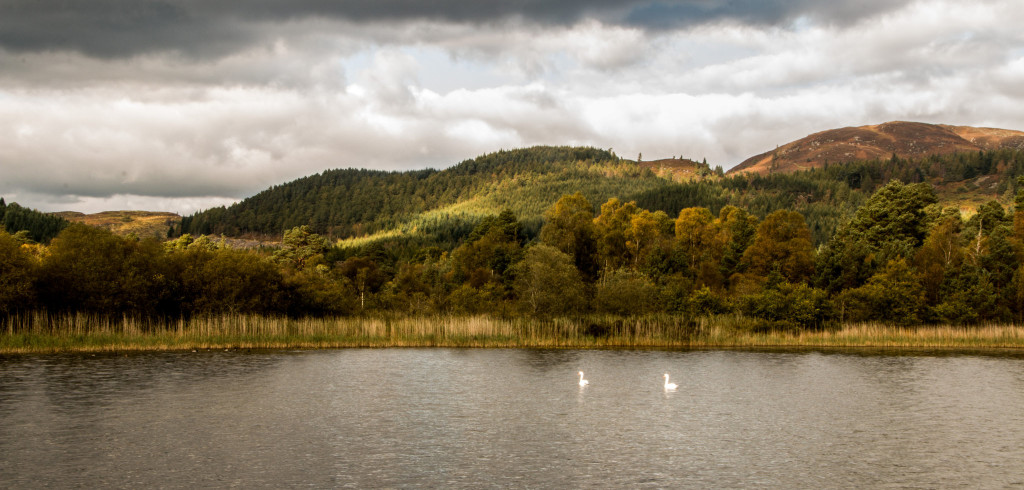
[2,0,1024,215]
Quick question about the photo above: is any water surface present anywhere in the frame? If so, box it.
[2,349,1023,488]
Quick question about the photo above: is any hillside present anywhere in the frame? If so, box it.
[638,157,714,181]
[729,121,1024,176]
[53,211,180,239]
[178,146,668,243]
[172,145,869,249]
[172,139,1024,252]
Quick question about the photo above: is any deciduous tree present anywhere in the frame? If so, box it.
[674,207,723,285]
[0,231,36,313]
[513,244,587,316]
[741,210,814,283]
[540,193,600,282]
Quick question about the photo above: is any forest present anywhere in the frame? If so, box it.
[6,145,1024,331]
[176,146,1024,251]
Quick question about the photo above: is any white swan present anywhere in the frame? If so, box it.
[663,373,678,391]
[578,371,589,387]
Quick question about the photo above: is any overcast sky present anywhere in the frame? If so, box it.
[2,0,1023,214]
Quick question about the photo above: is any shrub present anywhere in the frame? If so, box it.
[739,281,834,331]
[594,269,660,315]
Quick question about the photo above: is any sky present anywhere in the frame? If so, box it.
[2,0,1023,214]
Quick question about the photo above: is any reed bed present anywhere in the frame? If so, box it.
[3,312,1024,354]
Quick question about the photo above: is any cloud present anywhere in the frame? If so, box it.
[0,0,917,59]
[2,0,1024,216]
[0,1,251,59]
[622,0,913,29]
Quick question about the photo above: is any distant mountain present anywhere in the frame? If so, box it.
[728,121,1024,175]
[52,211,180,239]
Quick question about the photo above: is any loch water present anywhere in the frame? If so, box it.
[2,348,1023,488]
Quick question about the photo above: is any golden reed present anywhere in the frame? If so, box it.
[3,313,1024,353]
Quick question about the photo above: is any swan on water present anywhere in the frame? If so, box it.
[578,371,589,387]
[663,373,678,390]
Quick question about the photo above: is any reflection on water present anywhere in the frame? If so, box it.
[2,349,1023,488]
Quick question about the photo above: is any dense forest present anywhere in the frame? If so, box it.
[6,150,1024,327]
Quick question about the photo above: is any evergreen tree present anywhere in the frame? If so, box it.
[275,225,329,270]
[817,180,937,292]
[0,201,68,243]
[837,258,927,325]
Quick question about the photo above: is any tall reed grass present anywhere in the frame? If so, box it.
[3,312,1024,353]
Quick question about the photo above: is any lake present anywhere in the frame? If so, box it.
[2,348,1023,488]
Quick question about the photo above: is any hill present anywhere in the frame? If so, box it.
[174,140,1024,253]
[53,211,180,239]
[178,146,668,244]
[729,121,1024,176]
[175,145,882,249]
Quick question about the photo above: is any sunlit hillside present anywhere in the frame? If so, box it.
[53,211,180,239]
[729,121,1024,176]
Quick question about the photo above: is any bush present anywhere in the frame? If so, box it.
[739,281,834,331]
[688,286,731,316]
[513,244,588,316]
[836,258,926,325]
[594,269,660,315]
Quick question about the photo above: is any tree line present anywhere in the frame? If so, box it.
[6,176,1024,328]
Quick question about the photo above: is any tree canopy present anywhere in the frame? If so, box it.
[10,148,1024,328]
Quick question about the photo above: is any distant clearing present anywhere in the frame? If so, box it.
[53,211,180,239]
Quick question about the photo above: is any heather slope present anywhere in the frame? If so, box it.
[729,121,1024,176]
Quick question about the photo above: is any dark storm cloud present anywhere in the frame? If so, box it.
[0,0,914,59]
[0,0,258,59]
[622,0,912,28]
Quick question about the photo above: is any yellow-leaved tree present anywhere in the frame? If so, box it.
[740,210,814,284]
[674,207,724,287]
[0,231,36,314]
[540,193,599,282]
[593,198,638,270]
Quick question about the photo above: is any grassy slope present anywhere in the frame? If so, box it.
[54,211,180,239]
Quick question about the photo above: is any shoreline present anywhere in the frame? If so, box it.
[5,342,1024,357]
[4,314,1024,354]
